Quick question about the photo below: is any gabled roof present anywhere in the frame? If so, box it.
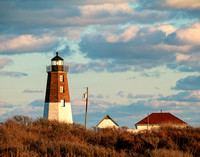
[97,114,119,127]
[136,112,187,125]
[51,52,64,61]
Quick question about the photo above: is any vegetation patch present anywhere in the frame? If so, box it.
[0,116,199,156]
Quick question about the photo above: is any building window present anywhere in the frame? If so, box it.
[60,75,64,82]
[60,86,64,93]
[61,100,65,107]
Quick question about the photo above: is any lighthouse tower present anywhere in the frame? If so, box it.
[43,52,73,123]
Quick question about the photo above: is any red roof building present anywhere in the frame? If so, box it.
[135,112,187,130]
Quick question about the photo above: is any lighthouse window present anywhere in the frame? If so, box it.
[60,86,64,93]
[60,75,64,82]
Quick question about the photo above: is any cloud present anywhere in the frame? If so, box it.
[127,93,154,99]
[138,0,200,10]
[105,26,139,43]
[68,61,132,73]
[71,98,114,116]
[173,75,200,90]
[79,24,179,70]
[65,27,84,40]
[67,4,167,25]
[176,22,200,45]
[116,91,125,97]
[0,35,57,54]
[0,1,80,29]
[23,89,43,93]
[176,53,191,62]
[78,22,200,72]
[0,71,28,78]
[140,71,161,78]
[96,94,104,99]
[0,99,44,122]
[0,58,13,69]
[160,91,200,102]
[165,0,200,10]
[79,0,136,4]
[79,3,134,17]
[168,53,200,72]
[155,23,176,36]
[28,99,44,107]
[0,1,166,37]
[0,101,14,108]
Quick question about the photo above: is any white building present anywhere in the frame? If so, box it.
[97,115,119,128]
[135,112,187,130]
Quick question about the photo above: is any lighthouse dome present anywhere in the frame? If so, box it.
[51,52,63,61]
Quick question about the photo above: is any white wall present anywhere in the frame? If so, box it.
[58,102,73,123]
[136,125,160,130]
[97,119,118,128]
[136,124,187,130]
[43,102,73,124]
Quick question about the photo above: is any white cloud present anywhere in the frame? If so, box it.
[0,35,56,54]
[79,3,134,17]
[66,3,166,26]
[0,71,28,78]
[59,0,136,5]
[105,26,139,43]
[176,22,200,45]
[154,23,176,36]
[140,0,200,10]
[153,44,191,53]
[176,54,191,62]
[66,27,84,40]
[23,89,43,93]
[160,91,200,102]
[165,0,200,10]
[0,58,13,69]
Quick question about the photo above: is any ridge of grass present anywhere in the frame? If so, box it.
[0,116,199,157]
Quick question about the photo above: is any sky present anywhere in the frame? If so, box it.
[0,0,200,128]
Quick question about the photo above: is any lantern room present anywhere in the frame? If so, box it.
[51,52,64,72]
[51,52,64,65]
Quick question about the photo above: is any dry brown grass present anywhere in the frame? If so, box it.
[0,116,199,157]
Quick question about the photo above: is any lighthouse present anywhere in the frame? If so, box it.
[43,52,73,123]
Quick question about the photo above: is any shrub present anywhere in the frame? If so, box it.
[0,116,199,156]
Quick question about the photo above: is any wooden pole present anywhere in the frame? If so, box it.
[147,113,149,130]
[85,87,88,128]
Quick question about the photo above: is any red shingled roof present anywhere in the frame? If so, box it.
[136,113,187,125]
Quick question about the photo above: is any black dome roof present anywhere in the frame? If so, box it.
[51,52,63,61]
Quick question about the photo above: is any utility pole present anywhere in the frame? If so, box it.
[84,87,89,128]
[147,113,149,130]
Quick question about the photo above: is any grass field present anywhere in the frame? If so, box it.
[0,116,199,157]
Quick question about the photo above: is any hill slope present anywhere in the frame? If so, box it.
[0,116,199,157]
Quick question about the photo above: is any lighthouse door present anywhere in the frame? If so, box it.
[61,100,65,107]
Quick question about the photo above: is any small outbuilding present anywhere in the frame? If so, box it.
[135,112,187,130]
[97,115,119,128]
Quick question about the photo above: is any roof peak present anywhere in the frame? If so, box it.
[51,52,63,61]
[97,114,119,127]
[136,112,187,125]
